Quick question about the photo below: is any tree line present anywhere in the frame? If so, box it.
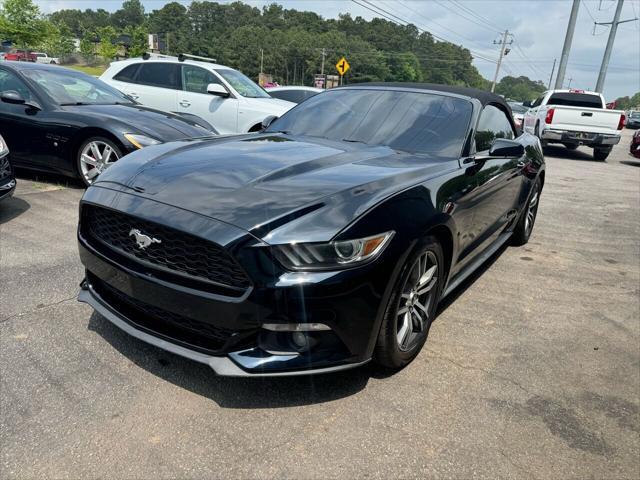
[1,0,566,102]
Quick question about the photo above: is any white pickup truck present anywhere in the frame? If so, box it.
[32,52,60,64]
[523,89,626,161]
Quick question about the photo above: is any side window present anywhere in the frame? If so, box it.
[113,64,141,83]
[475,105,515,152]
[531,96,544,108]
[181,65,221,94]
[136,63,180,90]
[0,69,32,102]
[271,90,303,103]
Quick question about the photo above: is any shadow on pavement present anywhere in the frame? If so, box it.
[15,168,85,189]
[0,195,30,224]
[543,145,599,162]
[88,311,383,408]
[620,160,640,168]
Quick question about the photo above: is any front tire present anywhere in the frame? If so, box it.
[76,137,122,187]
[512,177,541,246]
[374,237,444,369]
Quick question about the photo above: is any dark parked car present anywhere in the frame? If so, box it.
[0,133,16,201]
[626,111,640,129]
[77,84,545,376]
[630,129,640,159]
[0,62,214,185]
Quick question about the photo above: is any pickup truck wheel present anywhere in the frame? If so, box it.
[535,122,548,147]
[593,147,611,161]
[512,178,541,246]
[374,237,444,369]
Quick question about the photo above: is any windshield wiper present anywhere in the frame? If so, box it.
[342,138,366,144]
[60,102,90,106]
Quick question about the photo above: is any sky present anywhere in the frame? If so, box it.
[34,0,640,100]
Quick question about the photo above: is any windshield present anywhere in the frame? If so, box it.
[630,112,640,119]
[215,69,270,98]
[267,89,473,157]
[21,68,133,106]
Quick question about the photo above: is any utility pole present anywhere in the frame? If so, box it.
[260,48,264,74]
[567,77,574,88]
[555,0,580,89]
[491,30,512,93]
[320,48,326,75]
[548,58,556,89]
[595,0,637,92]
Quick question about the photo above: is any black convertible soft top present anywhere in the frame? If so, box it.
[347,82,510,111]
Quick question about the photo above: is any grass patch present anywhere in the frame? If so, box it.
[65,65,107,77]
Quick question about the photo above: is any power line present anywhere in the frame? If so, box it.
[449,0,507,32]
[432,0,501,34]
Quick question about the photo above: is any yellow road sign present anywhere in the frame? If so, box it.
[336,57,350,76]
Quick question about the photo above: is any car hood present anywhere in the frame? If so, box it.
[95,134,452,242]
[61,104,211,140]
[243,96,295,114]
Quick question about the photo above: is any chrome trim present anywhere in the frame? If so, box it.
[0,179,16,191]
[78,287,370,377]
[261,322,331,332]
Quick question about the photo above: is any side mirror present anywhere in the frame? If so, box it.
[207,83,230,97]
[489,138,525,157]
[522,100,532,108]
[1,90,26,105]
[261,115,278,130]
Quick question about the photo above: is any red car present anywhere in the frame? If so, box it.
[631,130,640,159]
[4,49,37,62]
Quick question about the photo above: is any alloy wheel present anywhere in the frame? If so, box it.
[396,251,439,352]
[79,140,120,185]
[525,185,539,235]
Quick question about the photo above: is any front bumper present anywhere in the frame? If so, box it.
[541,129,621,146]
[77,187,396,376]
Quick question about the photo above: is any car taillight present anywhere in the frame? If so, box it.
[617,113,626,130]
[545,108,555,124]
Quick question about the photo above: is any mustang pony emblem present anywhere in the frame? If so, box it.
[129,228,161,250]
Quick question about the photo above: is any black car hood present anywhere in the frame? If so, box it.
[62,104,209,140]
[95,134,453,242]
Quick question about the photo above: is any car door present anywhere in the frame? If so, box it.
[0,68,49,169]
[126,62,180,114]
[456,104,524,268]
[523,94,544,134]
[178,65,238,134]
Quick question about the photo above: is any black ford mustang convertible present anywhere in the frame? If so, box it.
[78,84,545,376]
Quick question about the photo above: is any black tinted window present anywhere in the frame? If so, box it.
[181,65,221,94]
[475,105,515,152]
[136,63,180,89]
[531,96,544,108]
[267,89,472,156]
[0,69,32,101]
[114,64,140,83]
[547,92,603,108]
[270,90,312,104]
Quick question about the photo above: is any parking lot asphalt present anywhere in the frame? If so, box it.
[1,129,639,479]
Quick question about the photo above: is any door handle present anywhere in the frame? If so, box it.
[517,160,526,168]
[180,100,191,107]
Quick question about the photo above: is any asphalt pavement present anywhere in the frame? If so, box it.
[1,129,638,479]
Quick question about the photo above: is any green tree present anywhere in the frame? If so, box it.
[124,24,147,57]
[96,25,118,60]
[0,0,49,47]
[111,0,145,30]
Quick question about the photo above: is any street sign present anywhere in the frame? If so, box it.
[335,57,350,76]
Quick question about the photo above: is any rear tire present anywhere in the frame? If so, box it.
[374,237,444,370]
[512,177,541,246]
[593,147,610,161]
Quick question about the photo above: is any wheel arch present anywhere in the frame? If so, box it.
[69,128,126,163]
[423,224,454,284]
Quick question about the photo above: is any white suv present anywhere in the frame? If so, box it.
[100,55,295,134]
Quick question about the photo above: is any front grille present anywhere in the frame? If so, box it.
[90,273,239,354]
[82,205,251,295]
[0,157,11,181]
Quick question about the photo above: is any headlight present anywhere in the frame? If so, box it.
[0,133,8,156]
[273,231,394,271]
[124,133,162,149]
